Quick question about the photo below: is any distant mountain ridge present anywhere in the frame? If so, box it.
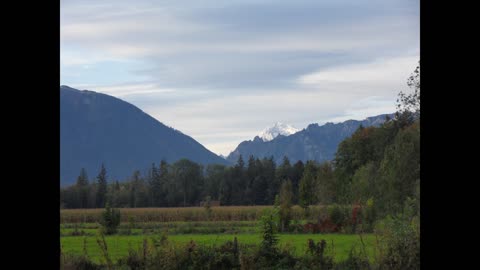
[60,85,228,186]
[227,114,394,164]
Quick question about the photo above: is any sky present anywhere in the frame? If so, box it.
[61,0,420,156]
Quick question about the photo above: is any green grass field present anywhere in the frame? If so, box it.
[61,233,376,263]
[61,207,379,264]
[61,221,261,236]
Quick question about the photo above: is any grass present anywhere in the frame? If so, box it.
[61,221,260,236]
[61,206,268,223]
[61,233,376,263]
[60,205,342,223]
[61,206,375,264]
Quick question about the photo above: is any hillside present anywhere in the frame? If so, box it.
[60,85,228,185]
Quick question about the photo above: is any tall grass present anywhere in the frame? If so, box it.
[61,205,338,223]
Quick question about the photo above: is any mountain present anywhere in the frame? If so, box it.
[258,122,299,142]
[60,85,228,186]
[227,114,393,164]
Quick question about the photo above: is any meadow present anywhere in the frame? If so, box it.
[61,205,378,266]
[61,233,376,263]
[60,205,331,223]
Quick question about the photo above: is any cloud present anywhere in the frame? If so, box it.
[76,83,176,97]
[61,0,419,155]
[136,57,414,156]
[298,55,419,88]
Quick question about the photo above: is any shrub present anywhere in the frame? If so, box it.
[362,198,376,232]
[295,239,334,270]
[61,254,102,270]
[254,204,283,267]
[99,203,121,235]
[337,246,371,270]
[279,180,294,232]
[239,248,256,270]
[203,196,213,220]
[117,247,144,270]
[259,205,280,255]
[329,204,345,227]
[375,214,420,270]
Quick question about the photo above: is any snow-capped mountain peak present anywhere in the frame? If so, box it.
[258,122,299,142]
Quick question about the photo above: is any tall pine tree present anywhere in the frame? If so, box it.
[96,163,108,208]
[76,168,89,208]
[298,161,317,210]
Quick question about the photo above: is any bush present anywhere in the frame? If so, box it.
[239,248,256,270]
[375,214,420,270]
[362,198,376,232]
[337,246,370,270]
[99,203,121,235]
[61,254,102,270]
[203,195,213,220]
[329,204,345,227]
[258,206,280,260]
[294,239,334,270]
[117,248,145,270]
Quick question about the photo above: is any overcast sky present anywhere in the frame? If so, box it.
[61,0,419,156]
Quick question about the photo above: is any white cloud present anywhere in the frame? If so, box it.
[299,55,419,85]
[89,83,176,97]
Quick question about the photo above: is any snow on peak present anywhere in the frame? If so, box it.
[258,122,299,142]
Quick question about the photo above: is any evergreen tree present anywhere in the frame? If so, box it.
[236,155,245,170]
[278,180,293,232]
[299,161,317,211]
[95,163,108,208]
[276,156,292,183]
[291,160,304,203]
[263,156,278,204]
[76,168,89,187]
[129,170,140,208]
[148,163,165,207]
[158,160,169,206]
[231,155,247,204]
[247,155,257,180]
[245,155,258,204]
[100,202,121,235]
[253,175,268,205]
[76,168,89,208]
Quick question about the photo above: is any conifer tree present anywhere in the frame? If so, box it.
[96,163,108,208]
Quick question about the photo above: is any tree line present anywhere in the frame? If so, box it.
[61,64,419,220]
[60,155,304,209]
[61,112,419,219]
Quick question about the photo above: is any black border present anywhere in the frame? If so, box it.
[420,0,460,268]
[6,0,451,268]
[7,0,60,268]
